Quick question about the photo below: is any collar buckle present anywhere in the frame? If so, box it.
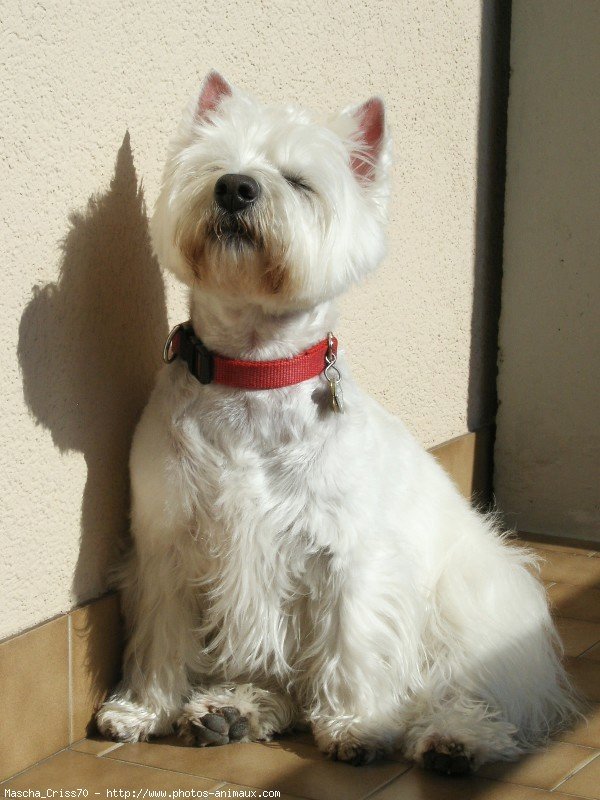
[189,331,214,385]
[163,321,214,384]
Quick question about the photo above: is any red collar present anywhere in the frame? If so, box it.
[163,321,338,390]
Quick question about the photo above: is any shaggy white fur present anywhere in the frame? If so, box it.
[96,72,578,772]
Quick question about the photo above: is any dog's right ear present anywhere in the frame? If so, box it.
[330,96,391,190]
[196,70,232,120]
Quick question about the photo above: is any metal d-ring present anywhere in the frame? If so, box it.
[163,322,185,364]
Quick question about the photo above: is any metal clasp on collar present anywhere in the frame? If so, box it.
[163,322,187,364]
[325,331,344,414]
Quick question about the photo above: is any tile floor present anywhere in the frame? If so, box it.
[3,535,600,799]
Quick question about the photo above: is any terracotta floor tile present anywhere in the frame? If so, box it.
[556,752,600,798]
[3,749,222,791]
[582,642,600,661]
[548,583,600,622]
[518,534,598,557]
[559,705,600,747]
[555,618,600,657]
[106,737,410,800]
[477,741,596,789]
[369,766,581,799]
[534,552,600,587]
[566,657,600,702]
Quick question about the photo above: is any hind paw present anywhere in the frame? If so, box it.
[421,736,474,776]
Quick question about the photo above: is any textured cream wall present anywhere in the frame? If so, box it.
[495,1,600,541]
[1,0,497,639]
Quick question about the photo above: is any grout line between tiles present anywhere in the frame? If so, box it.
[98,750,234,782]
[0,747,71,786]
[67,613,73,744]
[550,749,600,791]
[361,763,415,799]
[576,639,600,660]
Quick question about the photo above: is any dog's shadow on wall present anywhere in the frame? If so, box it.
[18,131,168,606]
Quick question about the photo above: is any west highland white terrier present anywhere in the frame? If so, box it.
[97,71,577,772]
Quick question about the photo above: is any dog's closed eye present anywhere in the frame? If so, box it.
[283,174,314,194]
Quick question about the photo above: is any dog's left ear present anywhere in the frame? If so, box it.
[333,97,388,184]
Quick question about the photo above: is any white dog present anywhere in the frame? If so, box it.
[97,71,577,773]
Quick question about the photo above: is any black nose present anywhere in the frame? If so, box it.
[214,173,260,213]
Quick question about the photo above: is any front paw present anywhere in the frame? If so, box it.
[96,697,169,743]
[178,705,250,747]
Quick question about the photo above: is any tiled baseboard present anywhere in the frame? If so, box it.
[0,595,122,781]
[0,428,490,781]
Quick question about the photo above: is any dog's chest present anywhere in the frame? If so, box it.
[172,383,357,549]
[168,384,363,680]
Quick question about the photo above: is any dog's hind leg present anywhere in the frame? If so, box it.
[301,553,426,766]
[177,684,298,746]
[401,692,521,775]
[402,522,579,773]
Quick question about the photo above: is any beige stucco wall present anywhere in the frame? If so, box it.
[1,0,499,639]
[495,1,600,541]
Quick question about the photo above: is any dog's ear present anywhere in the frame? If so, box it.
[334,97,388,183]
[196,70,232,120]
[349,97,386,181]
